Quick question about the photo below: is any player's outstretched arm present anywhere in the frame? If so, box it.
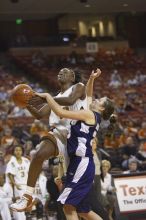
[86,68,101,98]
[36,92,95,125]
[26,82,85,119]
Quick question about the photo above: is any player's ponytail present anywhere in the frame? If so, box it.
[102,98,114,120]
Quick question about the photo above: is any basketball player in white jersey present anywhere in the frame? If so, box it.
[6,145,30,219]
[11,68,87,211]
[0,174,13,220]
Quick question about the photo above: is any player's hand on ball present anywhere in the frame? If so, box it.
[28,94,46,106]
[90,68,101,79]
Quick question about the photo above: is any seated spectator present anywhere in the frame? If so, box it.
[136,142,146,161]
[32,51,45,67]
[30,119,48,137]
[109,70,122,88]
[67,51,78,65]
[9,105,30,117]
[104,132,119,149]
[123,99,135,111]
[121,136,138,158]
[1,127,18,157]
[123,158,139,174]
[84,53,95,65]
[135,70,146,84]
[23,140,34,160]
[136,142,146,170]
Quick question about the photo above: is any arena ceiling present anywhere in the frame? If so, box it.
[0,0,146,20]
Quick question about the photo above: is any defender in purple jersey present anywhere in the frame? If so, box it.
[34,91,114,220]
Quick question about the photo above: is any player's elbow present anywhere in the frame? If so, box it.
[57,111,64,118]
[55,110,64,118]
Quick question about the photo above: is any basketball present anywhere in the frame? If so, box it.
[11,84,34,108]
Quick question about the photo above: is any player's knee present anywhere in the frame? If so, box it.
[33,144,47,162]
[34,140,57,161]
[63,204,76,214]
[79,212,103,220]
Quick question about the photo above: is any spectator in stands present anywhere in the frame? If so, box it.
[123,99,135,112]
[84,53,95,65]
[32,51,45,67]
[30,119,48,137]
[136,142,146,170]
[109,70,122,88]
[9,105,29,117]
[120,135,138,169]
[123,158,139,174]
[101,160,115,220]
[0,174,13,220]
[67,51,78,65]
[122,136,138,157]
[135,70,146,84]
[1,127,18,157]
[0,86,8,101]
[23,140,34,160]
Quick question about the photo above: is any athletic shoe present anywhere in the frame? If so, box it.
[10,194,33,212]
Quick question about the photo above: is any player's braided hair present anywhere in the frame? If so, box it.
[67,68,82,84]
[74,69,82,84]
[102,98,114,120]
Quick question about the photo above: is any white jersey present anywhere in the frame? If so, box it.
[0,183,13,204]
[49,83,87,137]
[6,156,30,185]
[0,183,13,220]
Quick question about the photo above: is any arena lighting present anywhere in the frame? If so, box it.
[63,37,70,42]
[16,18,23,25]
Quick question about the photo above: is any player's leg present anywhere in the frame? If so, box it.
[0,200,11,220]
[78,211,103,220]
[13,188,27,220]
[27,138,58,187]
[63,204,79,220]
[10,137,58,212]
